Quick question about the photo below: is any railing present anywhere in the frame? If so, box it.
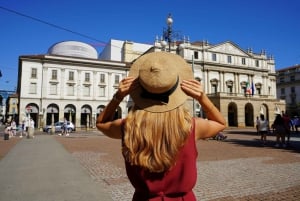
[207,92,274,99]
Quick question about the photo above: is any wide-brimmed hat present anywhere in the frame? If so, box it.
[129,52,193,113]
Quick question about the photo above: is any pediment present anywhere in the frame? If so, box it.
[209,42,248,56]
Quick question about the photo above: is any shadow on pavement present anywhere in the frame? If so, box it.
[223,130,300,153]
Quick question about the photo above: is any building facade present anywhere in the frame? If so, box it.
[276,64,300,116]
[17,41,132,130]
[151,38,285,127]
[17,39,285,130]
[0,90,15,123]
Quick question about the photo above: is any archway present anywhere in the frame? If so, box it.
[25,103,39,128]
[81,105,92,128]
[46,104,59,126]
[245,103,254,127]
[228,102,238,127]
[259,104,270,121]
[64,104,76,124]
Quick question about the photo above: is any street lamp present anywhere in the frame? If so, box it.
[84,108,89,131]
[162,13,173,52]
[51,107,55,134]
[69,108,74,123]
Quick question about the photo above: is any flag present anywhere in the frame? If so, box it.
[246,81,251,94]
[251,82,255,96]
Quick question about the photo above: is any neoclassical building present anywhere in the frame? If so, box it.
[17,39,285,130]
[154,39,285,127]
[17,41,139,130]
[276,64,300,116]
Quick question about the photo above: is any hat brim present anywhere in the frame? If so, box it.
[129,52,193,113]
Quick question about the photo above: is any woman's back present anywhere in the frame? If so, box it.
[125,119,197,201]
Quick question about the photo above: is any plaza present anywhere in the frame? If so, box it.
[0,127,300,200]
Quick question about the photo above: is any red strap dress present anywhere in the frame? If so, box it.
[123,119,198,201]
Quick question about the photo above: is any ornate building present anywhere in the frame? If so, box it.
[17,39,285,130]
[152,38,285,127]
[17,41,133,130]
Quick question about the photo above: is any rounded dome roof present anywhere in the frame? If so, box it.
[48,41,98,59]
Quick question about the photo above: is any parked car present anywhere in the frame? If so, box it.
[43,121,75,133]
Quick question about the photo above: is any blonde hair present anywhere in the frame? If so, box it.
[122,104,192,173]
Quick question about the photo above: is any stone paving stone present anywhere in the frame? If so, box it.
[55,129,300,201]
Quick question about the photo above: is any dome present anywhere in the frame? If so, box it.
[48,41,98,59]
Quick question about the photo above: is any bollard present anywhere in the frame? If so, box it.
[4,133,9,140]
[27,127,34,139]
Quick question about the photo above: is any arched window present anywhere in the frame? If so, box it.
[210,78,219,93]
[226,80,234,93]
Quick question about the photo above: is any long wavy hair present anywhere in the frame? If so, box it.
[122,104,192,173]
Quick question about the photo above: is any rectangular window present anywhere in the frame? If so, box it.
[49,83,57,95]
[291,86,295,93]
[115,75,120,84]
[51,70,57,80]
[227,86,233,93]
[69,71,74,81]
[31,68,37,78]
[290,75,295,82]
[257,88,261,95]
[211,85,217,93]
[67,85,74,96]
[83,85,90,96]
[227,56,232,63]
[242,58,246,65]
[279,77,284,83]
[194,51,199,59]
[99,86,105,97]
[280,88,285,95]
[85,73,90,82]
[212,53,217,61]
[29,83,37,94]
[255,60,259,67]
[291,97,296,105]
[100,74,105,83]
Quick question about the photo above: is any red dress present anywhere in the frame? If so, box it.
[123,119,198,201]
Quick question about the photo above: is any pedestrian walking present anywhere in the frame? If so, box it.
[257,114,269,145]
[272,114,286,148]
[282,111,291,145]
[256,116,260,135]
[96,52,226,201]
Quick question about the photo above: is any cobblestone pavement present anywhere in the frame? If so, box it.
[55,128,300,201]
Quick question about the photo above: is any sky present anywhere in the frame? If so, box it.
[0,0,299,91]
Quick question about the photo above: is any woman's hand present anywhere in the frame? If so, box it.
[115,77,138,100]
[180,79,204,100]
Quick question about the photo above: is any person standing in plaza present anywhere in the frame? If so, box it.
[257,114,269,145]
[10,119,17,137]
[29,118,35,138]
[255,116,260,135]
[272,114,286,148]
[282,111,291,145]
[96,52,226,201]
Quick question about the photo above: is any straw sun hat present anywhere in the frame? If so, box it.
[129,51,193,113]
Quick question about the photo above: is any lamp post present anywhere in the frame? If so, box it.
[84,109,89,131]
[69,108,74,123]
[51,107,55,134]
[162,13,173,52]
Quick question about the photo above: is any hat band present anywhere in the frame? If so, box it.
[140,76,179,103]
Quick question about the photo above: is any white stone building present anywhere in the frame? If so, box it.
[17,39,285,130]
[151,38,284,127]
[17,41,133,130]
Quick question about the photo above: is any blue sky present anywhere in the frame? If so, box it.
[0,0,299,91]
